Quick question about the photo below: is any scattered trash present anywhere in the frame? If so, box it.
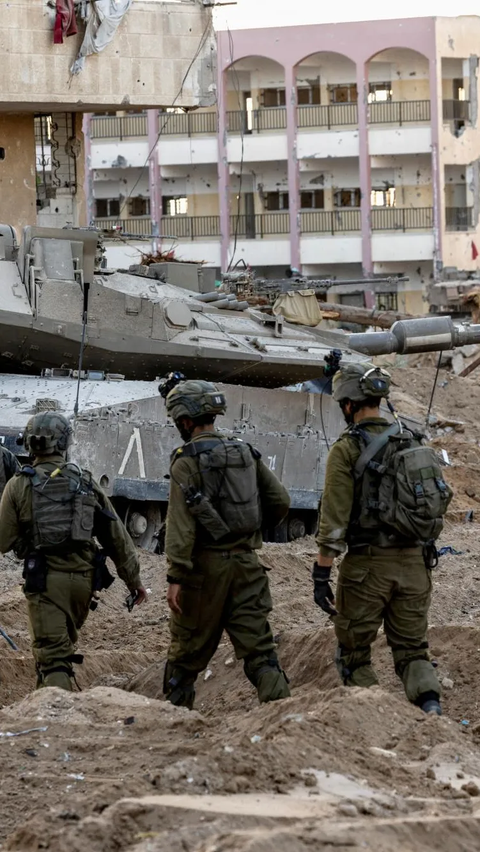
[24,749,37,758]
[465,510,474,523]
[124,716,135,726]
[187,777,194,784]
[0,626,18,651]
[224,657,235,667]
[438,546,463,556]
[250,735,262,744]
[461,720,470,727]
[0,726,48,738]
[442,677,454,689]
[60,752,71,762]
[283,713,304,723]
[441,449,451,466]
[67,773,85,781]
[369,746,397,758]
[204,669,214,682]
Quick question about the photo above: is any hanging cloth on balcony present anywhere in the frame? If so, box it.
[272,290,323,327]
[71,0,133,75]
[54,0,78,45]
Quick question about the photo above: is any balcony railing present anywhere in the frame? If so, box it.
[91,114,148,139]
[301,209,361,233]
[445,207,474,231]
[230,212,290,237]
[161,215,221,239]
[227,108,287,134]
[298,103,358,129]
[369,100,431,125]
[371,207,434,231]
[95,217,152,236]
[443,100,470,123]
[158,111,218,135]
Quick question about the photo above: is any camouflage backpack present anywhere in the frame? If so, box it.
[21,463,97,551]
[173,437,262,540]
[352,422,453,546]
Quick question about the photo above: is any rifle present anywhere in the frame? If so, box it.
[0,626,18,651]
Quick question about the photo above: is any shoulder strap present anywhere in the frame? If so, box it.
[182,438,224,458]
[354,422,401,481]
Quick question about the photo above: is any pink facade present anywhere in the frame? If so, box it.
[216,17,440,275]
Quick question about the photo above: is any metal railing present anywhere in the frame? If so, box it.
[443,100,470,122]
[158,111,218,135]
[445,207,474,231]
[90,114,148,139]
[371,207,434,231]
[230,212,290,238]
[227,108,287,133]
[369,100,431,125]
[301,209,361,233]
[161,216,221,239]
[298,103,358,129]
[95,218,152,236]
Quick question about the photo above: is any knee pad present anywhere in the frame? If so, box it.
[163,662,196,710]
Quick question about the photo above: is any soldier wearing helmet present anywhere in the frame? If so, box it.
[0,444,19,499]
[313,361,442,716]
[163,379,291,709]
[0,412,147,691]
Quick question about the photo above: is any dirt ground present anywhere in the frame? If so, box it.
[2,356,480,850]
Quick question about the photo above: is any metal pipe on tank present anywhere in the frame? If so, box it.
[349,316,480,356]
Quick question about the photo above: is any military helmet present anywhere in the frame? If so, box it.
[166,380,227,421]
[24,412,72,455]
[332,362,391,403]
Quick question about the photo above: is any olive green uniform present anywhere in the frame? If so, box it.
[165,431,291,705]
[0,446,19,498]
[317,418,440,704]
[0,454,141,690]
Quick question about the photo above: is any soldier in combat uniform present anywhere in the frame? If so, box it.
[0,413,147,690]
[163,379,291,709]
[0,443,19,498]
[314,362,446,716]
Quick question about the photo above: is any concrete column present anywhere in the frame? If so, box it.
[429,57,443,277]
[285,64,300,271]
[356,62,372,276]
[82,114,94,226]
[217,47,230,272]
[148,109,162,254]
[0,114,36,235]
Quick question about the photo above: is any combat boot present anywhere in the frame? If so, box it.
[417,691,442,716]
[244,653,290,703]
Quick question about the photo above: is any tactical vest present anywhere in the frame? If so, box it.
[172,437,262,542]
[20,463,98,552]
[346,421,452,548]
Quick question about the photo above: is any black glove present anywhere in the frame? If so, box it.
[312,562,337,616]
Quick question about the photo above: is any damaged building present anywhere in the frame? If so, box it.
[89,15,480,314]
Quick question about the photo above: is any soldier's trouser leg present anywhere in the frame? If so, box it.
[166,555,228,708]
[334,553,386,687]
[26,570,93,691]
[384,551,441,704]
[224,552,290,703]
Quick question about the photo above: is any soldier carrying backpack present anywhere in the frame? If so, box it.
[163,379,291,709]
[314,362,452,716]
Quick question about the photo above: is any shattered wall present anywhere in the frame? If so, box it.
[0,1,215,110]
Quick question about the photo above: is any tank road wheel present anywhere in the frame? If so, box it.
[287,516,306,541]
[125,501,162,552]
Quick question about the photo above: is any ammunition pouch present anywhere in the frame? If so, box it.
[183,487,230,541]
[22,552,48,594]
[92,550,115,593]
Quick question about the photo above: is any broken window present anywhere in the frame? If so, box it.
[298,85,321,105]
[375,292,398,311]
[371,187,396,207]
[129,197,150,217]
[368,82,392,103]
[262,88,286,108]
[334,189,361,208]
[95,198,120,218]
[329,84,357,104]
[300,190,324,209]
[264,191,289,211]
[162,196,189,216]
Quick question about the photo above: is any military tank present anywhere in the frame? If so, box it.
[0,224,359,386]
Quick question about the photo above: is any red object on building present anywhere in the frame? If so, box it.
[54,0,78,45]
[472,241,479,261]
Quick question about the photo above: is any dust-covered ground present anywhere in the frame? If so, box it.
[2,357,480,850]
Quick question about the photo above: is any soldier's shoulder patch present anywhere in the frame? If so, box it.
[170,446,184,465]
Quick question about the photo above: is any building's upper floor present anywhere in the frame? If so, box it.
[1,0,214,111]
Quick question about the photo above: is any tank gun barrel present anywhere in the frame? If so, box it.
[349,316,480,356]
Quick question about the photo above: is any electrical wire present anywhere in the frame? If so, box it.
[113,18,214,223]
[425,351,443,430]
[226,24,245,272]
